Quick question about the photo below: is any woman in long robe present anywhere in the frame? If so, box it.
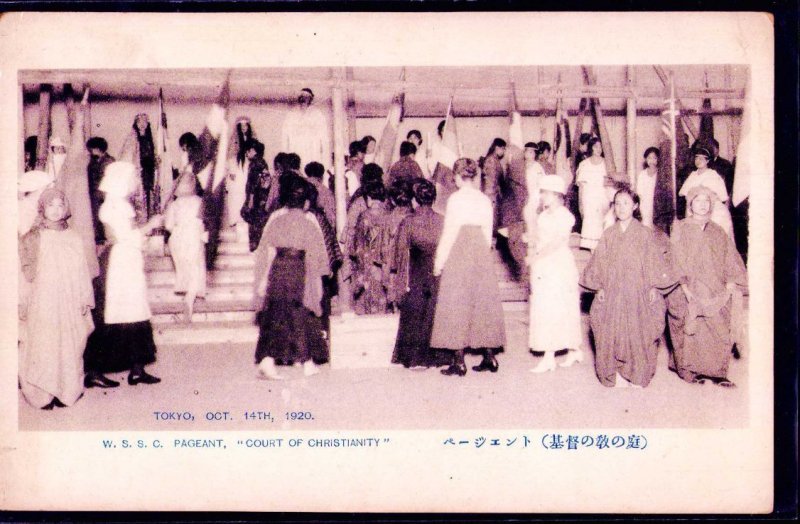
[97,161,163,385]
[667,185,747,387]
[119,114,158,222]
[226,117,254,242]
[581,187,677,388]
[576,138,611,251]
[240,140,272,252]
[390,180,451,369]
[527,175,584,373]
[18,189,95,409]
[430,158,506,376]
[253,175,330,380]
[164,174,208,321]
[351,183,390,315]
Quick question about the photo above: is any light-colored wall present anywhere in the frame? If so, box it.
[23,99,742,175]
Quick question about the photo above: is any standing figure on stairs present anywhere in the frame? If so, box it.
[430,158,506,377]
[97,161,163,386]
[527,175,584,373]
[164,173,208,323]
[254,175,330,380]
[119,114,158,222]
[240,139,272,252]
[226,117,254,243]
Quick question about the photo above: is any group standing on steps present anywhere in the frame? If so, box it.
[17,86,748,410]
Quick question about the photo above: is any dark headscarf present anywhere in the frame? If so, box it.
[20,188,71,282]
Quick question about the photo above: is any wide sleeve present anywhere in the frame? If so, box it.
[100,201,144,250]
[642,227,678,291]
[580,229,608,292]
[304,215,331,279]
[575,160,587,184]
[668,222,690,284]
[678,171,696,197]
[118,131,136,162]
[722,233,747,287]
[707,170,730,202]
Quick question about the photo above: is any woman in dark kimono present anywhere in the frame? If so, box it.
[351,183,390,315]
[667,185,747,387]
[581,187,677,388]
[390,180,451,369]
[254,175,330,380]
[240,139,271,252]
[383,178,414,311]
[430,158,506,377]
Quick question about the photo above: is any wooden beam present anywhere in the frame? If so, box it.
[626,66,637,185]
[19,68,747,101]
[331,69,351,312]
[35,84,52,170]
[571,96,588,172]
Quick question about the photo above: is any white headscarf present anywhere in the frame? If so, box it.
[18,170,56,235]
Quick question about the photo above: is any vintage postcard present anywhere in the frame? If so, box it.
[0,11,775,513]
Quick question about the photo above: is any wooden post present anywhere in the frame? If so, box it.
[345,67,357,144]
[35,84,52,170]
[331,69,351,312]
[82,83,92,142]
[626,66,637,186]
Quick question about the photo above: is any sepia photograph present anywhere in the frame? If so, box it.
[0,11,778,514]
[15,64,754,431]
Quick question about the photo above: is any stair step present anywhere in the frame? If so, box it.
[152,310,256,325]
[147,268,255,287]
[149,284,254,304]
[151,298,255,316]
[145,253,255,272]
[153,321,258,345]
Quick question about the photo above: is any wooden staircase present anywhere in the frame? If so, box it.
[147,229,540,348]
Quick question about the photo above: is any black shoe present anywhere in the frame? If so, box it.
[440,364,467,377]
[472,355,499,373]
[732,345,741,360]
[128,372,162,386]
[84,374,120,389]
[52,398,67,408]
[41,399,56,411]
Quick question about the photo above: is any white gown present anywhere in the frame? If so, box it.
[165,195,208,298]
[528,205,583,352]
[576,158,611,250]
[225,158,249,230]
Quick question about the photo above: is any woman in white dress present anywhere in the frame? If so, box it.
[98,161,164,385]
[678,147,733,238]
[226,117,253,242]
[636,147,660,228]
[165,174,208,322]
[528,175,584,373]
[576,137,611,251]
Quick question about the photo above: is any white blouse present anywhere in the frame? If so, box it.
[433,185,493,275]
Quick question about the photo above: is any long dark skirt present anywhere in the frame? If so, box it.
[392,276,452,368]
[254,251,328,366]
[430,226,507,351]
[85,320,157,373]
[83,247,156,373]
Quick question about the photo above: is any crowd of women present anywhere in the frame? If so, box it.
[17,105,748,410]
